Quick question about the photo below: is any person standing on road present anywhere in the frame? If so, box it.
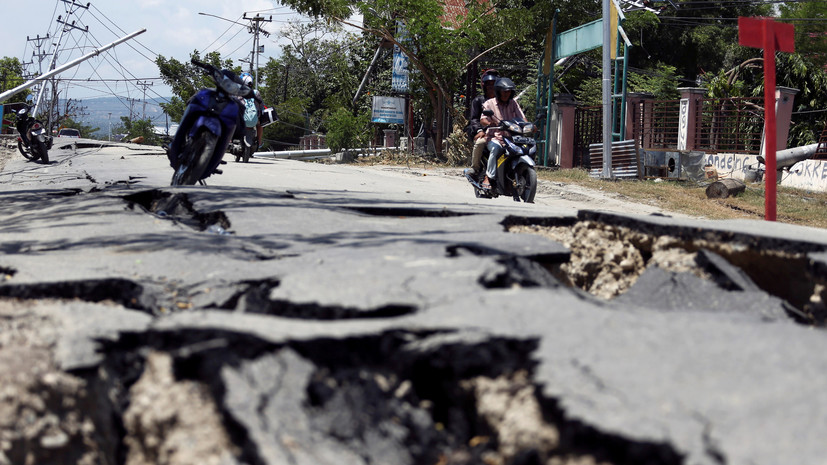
[480,77,526,190]
[465,69,499,178]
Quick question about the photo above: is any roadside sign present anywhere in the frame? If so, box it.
[738,17,794,222]
[392,21,410,93]
[371,96,405,124]
[392,51,409,93]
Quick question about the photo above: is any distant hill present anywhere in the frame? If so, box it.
[70,96,174,137]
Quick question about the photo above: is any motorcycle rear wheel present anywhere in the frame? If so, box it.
[517,165,537,203]
[32,138,49,164]
[171,129,218,186]
[18,140,36,161]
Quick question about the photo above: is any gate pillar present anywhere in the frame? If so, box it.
[556,93,577,169]
[677,87,706,151]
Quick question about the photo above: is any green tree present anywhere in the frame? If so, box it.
[263,97,311,149]
[629,1,772,83]
[120,116,159,145]
[325,106,372,152]
[0,57,29,104]
[260,21,357,118]
[257,21,363,147]
[780,1,827,70]
[276,0,535,155]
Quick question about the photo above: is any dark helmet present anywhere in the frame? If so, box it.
[480,68,499,88]
[494,77,516,102]
[481,73,498,88]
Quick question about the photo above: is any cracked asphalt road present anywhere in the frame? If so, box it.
[2,139,827,465]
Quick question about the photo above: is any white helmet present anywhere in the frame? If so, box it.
[240,72,253,86]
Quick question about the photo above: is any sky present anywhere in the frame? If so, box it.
[0,0,320,107]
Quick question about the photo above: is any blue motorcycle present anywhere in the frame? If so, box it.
[167,59,256,185]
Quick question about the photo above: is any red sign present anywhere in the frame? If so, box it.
[739,17,794,52]
[738,17,794,222]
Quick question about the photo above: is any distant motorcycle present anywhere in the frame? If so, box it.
[464,109,537,203]
[167,59,256,185]
[228,127,257,164]
[15,106,51,164]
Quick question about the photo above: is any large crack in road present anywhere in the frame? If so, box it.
[3,145,827,465]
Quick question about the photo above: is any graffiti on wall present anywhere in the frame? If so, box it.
[704,153,827,191]
[784,160,827,190]
[677,98,688,151]
[704,153,761,176]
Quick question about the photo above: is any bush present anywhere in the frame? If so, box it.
[445,115,471,167]
[326,108,372,153]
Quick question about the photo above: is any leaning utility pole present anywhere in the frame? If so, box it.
[0,29,148,103]
[125,97,140,121]
[34,0,90,129]
[242,13,272,89]
[137,80,153,119]
[27,34,50,99]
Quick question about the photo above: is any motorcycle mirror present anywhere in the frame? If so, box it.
[482,109,494,117]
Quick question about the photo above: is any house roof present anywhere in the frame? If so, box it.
[441,0,468,29]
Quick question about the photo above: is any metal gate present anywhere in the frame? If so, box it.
[573,106,602,169]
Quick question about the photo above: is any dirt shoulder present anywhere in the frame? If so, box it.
[357,162,691,218]
[0,140,15,172]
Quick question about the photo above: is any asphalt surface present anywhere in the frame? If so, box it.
[2,139,827,465]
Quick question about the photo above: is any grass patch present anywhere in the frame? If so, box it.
[538,168,827,229]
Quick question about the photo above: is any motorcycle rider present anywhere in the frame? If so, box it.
[480,77,526,190]
[240,72,263,150]
[465,69,499,178]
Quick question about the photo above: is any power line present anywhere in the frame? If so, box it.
[76,22,172,106]
[200,14,245,54]
[658,16,827,21]
[210,24,249,56]
[89,4,161,59]
[54,77,165,82]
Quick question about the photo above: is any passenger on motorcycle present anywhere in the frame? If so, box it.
[465,69,499,177]
[480,77,526,190]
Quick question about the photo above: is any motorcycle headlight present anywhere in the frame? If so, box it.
[218,76,245,96]
[521,123,535,134]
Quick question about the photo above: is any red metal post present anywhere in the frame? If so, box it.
[739,17,794,221]
[763,20,778,221]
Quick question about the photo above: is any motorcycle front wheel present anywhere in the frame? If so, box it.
[18,140,36,161]
[517,165,537,203]
[32,138,49,164]
[171,129,218,186]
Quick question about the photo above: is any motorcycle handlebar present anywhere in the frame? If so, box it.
[191,58,260,100]
[190,58,217,74]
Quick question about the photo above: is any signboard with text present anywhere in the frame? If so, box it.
[391,21,410,93]
[371,96,405,124]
